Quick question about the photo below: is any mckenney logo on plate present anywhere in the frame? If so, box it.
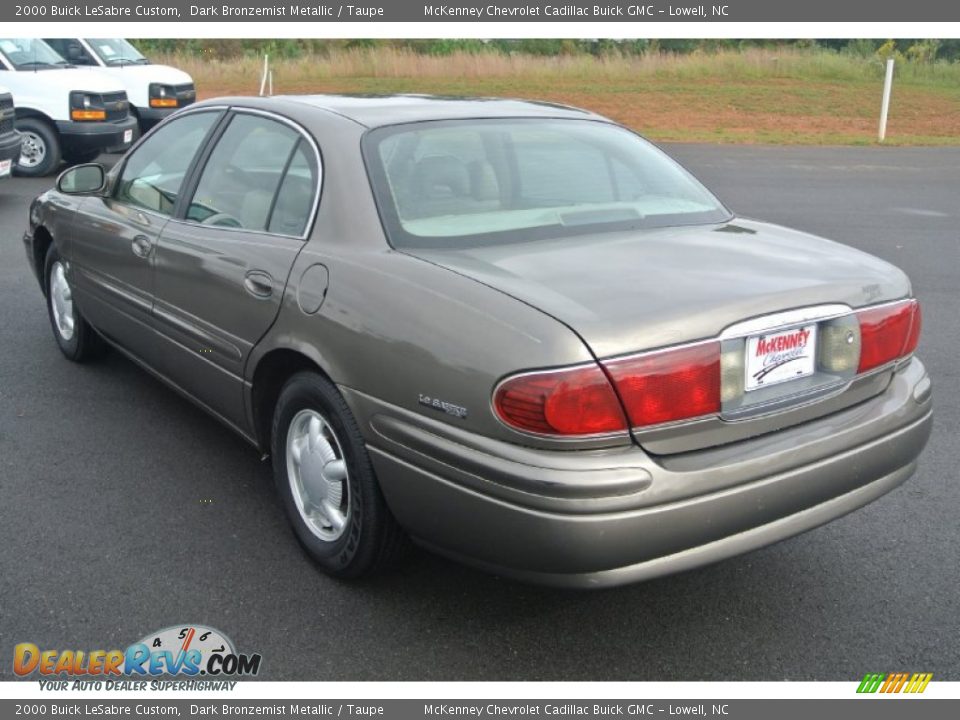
[754,327,812,356]
[746,324,817,391]
[13,625,261,681]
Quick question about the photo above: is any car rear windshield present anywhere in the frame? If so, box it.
[363,118,731,248]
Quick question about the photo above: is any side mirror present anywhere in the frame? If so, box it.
[67,43,91,65]
[57,164,106,195]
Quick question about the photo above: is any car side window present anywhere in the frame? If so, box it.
[267,140,318,236]
[114,112,219,217]
[186,114,306,233]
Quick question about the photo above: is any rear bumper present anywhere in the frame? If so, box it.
[349,357,932,588]
[55,116,137,154]
[0,130,21,162]
[0,131,21,180]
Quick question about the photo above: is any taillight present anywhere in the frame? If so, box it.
[604,342,721,428]
[493,365,628,436]
[493,300,921,438]
[856,299,921,374]
[903,301,922,356]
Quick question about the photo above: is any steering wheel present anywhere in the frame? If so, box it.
[201,212,243,228]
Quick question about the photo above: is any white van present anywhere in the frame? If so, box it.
[0,38,137,177]
[44,39,195,135]
[0,85,22,180]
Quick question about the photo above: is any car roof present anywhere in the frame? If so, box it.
[199,93,606,128]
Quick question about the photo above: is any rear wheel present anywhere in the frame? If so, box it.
[14,118,61,177]
[271,371,406,577]
[44,246,103,362]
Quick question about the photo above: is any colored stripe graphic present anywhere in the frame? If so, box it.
[857,672,931,693]
[905,673,933,694]
[857,673,885,693]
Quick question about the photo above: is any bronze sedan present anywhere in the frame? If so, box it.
[23,95,932,587]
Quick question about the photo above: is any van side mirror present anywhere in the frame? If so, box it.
[57,164,106,195]
[67,43,92,65]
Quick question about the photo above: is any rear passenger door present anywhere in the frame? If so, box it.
[150,110,320,430]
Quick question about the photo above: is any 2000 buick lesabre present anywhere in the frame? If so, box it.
[24,95,932,587]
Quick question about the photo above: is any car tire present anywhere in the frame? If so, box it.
[63,149,101,165]
[14,118,61,177]
[44,246,103,362]
[271,371,407,578]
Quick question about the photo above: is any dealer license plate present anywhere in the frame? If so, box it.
[0,158,10,177]
[745,324,817,391]
[123,129,133,144]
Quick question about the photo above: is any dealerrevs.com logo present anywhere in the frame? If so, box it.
[14,625,261,689]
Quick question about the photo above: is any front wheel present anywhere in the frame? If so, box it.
[14,118,61,177]
[271,372,406,578]
[44,246,103,362]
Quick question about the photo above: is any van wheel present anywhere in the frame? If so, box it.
[15,118,61,177]
[271,371,407,578]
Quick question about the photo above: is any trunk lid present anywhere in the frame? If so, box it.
[411,219,909,359]
[410,219,911,453]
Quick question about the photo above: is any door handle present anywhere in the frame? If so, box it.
[243,271,274,298]
[131,235,152,259]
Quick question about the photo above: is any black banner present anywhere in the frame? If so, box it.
[4,0,960,23]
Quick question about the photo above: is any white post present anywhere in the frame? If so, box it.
[878,58,895,143]
[259,54,269,97]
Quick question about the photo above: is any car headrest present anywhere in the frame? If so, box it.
[412,155,470,199]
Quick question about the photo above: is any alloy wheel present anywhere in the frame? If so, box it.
[285,409,351,541]
[49,261,75,341]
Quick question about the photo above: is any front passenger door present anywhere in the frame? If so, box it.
[68,110,222,360]
[150,111,320,430]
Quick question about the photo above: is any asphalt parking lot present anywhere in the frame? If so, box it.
[0,144,957,681]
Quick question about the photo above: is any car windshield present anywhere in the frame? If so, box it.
[84,38,149,65]
[364,118,732,248]
[0,38,72,70]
